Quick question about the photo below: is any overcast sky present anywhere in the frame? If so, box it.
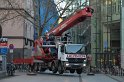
[54,0,86,17]
[54,0,86,8]
[54,0,66,9]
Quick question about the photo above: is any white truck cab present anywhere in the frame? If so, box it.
[57,43,87,74]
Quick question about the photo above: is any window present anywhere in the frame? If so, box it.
[112,2,116,14]
[61,45,64,53]
[118,0,121,13]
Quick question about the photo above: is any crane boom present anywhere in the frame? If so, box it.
[47,7,93,36]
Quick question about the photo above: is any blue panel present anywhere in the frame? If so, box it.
[104,41,108,48]
[0,48,8,55]
[33,0,58,39]
[40,0,58,35]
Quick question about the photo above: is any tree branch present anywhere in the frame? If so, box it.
[50,0,75,29]
[5,0,39,29]
[1,14,20,23]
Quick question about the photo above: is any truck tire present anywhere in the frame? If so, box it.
[70,69,75,73]
[10,71,14,76]
[51,63,57,73]
[48,67,52,71]
[76,68,82,74]
[7,71,11,76]
[58,63,64,74]
[40,68,47,72]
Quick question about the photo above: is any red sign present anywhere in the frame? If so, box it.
[67,54,86,58]
[0,43,8,46]
[0,38,8,47]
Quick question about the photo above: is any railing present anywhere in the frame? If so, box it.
[15,64,30,72]
[55,36,72,44]
[90,66,124,76]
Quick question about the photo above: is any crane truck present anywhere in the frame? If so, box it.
[13,6,93,74]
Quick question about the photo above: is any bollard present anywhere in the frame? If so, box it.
[87,54,94,75]
[87,65,95,75]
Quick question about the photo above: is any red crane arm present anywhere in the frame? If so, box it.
[47,7,93,36]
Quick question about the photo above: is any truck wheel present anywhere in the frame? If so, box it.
[7,71,10,76]
[51,63,57,73]
[40,68,47,72]
[70,69,75,73]
[48,67,52,71]
[10,71,14,76]
[76,68,82,74]
[58,63,64,74]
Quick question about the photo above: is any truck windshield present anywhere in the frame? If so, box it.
[65,44,84,54]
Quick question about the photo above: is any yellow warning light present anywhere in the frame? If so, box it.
[58,18,63,24]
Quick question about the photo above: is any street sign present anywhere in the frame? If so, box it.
[0,38,8,46]
[10,49,13,53]
[9,44,14,53]
[0,38,8,71]
[0,38,8,55]
[0,48,8,55]
[9,44,14,49]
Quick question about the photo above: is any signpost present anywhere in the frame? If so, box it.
[9,44,14,63]
[9,44,14,53]
[0,38,8,71]
[0,48,8,55]
[87,54,94,75]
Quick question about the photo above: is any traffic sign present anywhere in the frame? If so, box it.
[9,44,14,49]
[0,38,8,46]
[0,48,8,55]
[10,49,13,53]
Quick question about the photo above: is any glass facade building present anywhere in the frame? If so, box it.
[64,0,91,54]
[90,0,123,68]
[33,0,41,39]
[121,0,124,69]
[40,0,58,35]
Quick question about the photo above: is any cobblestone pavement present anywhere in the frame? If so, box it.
[0,71,121,82]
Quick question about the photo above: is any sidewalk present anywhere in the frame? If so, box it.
[0,71,6,79]
[105,74,124,82]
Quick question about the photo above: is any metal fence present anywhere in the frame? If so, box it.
[15,64,30,72]
[91,66,124,76]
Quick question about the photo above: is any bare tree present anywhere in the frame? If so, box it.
[0,0,86,37]
[0,0,35,25]
[39,0,76,36]
[39,0,88,35]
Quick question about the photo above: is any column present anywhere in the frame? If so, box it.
[121,0,124,69]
